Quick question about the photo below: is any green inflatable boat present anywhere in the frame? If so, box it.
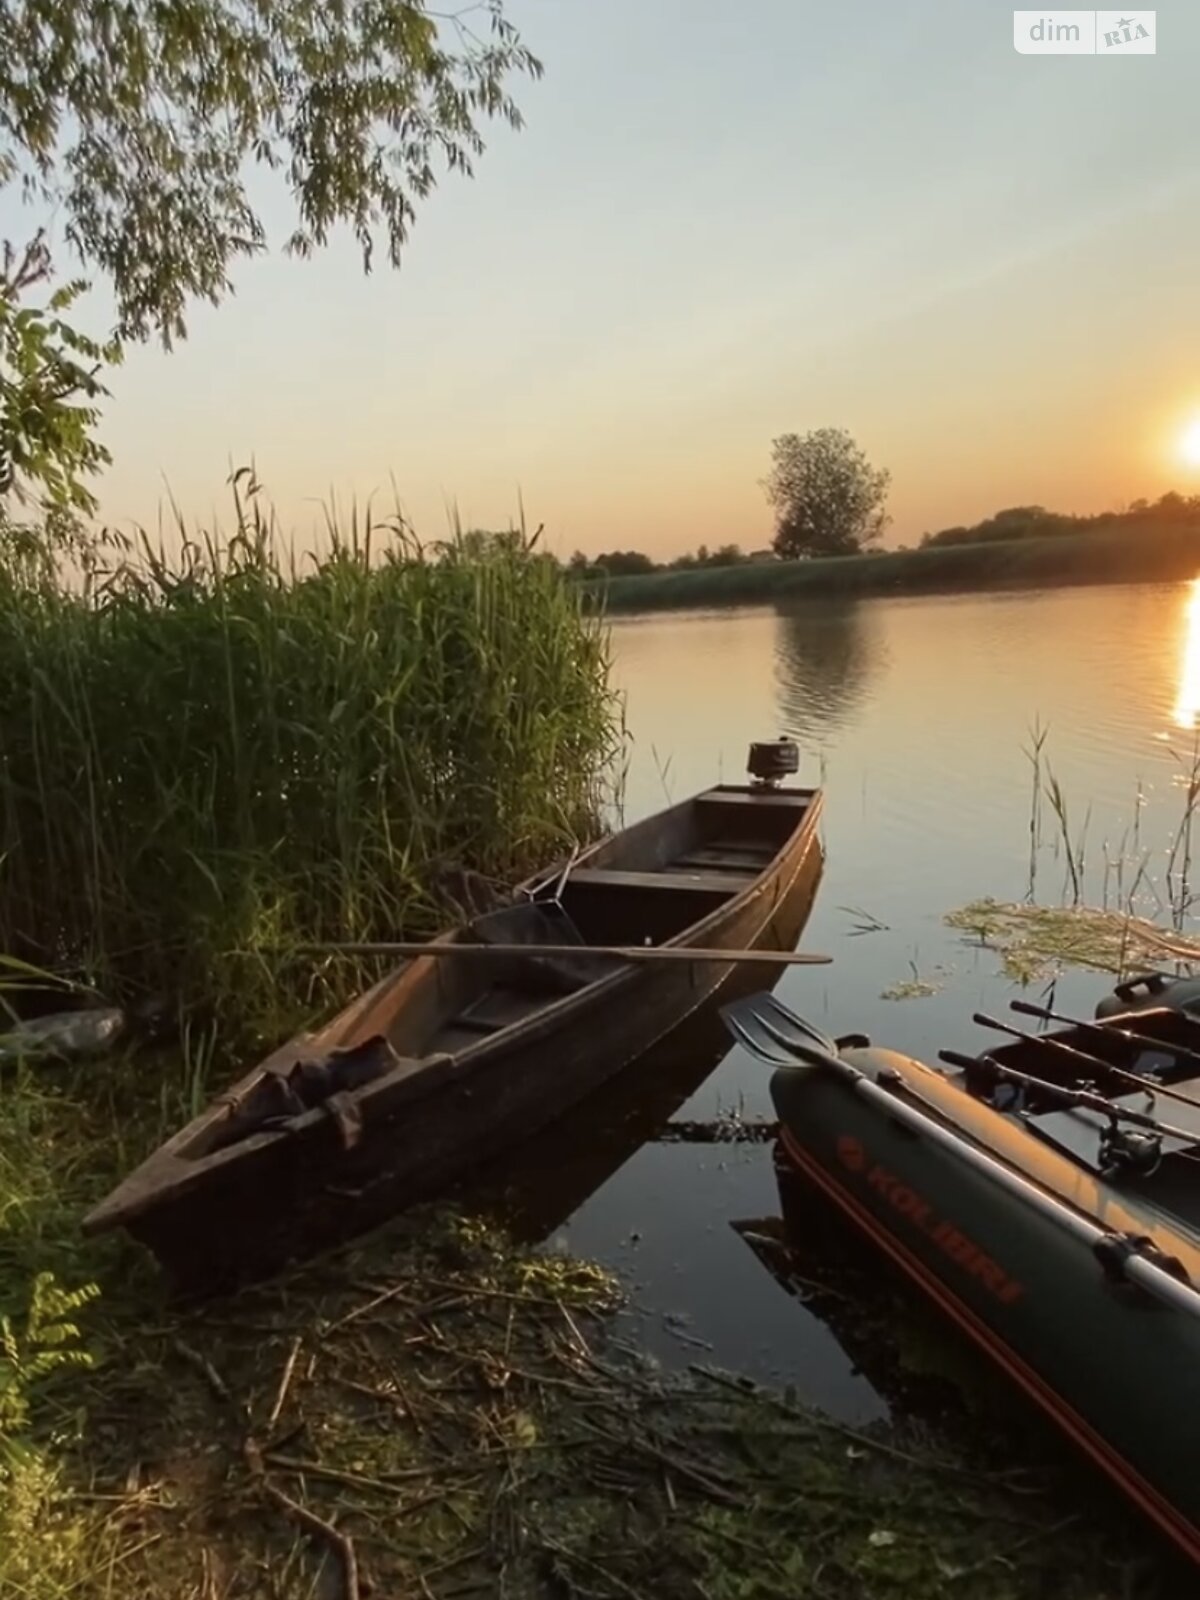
[722,986,1200,1566]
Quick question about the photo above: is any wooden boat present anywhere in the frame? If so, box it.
[722,988,1200,1567]
[465,859,823,1244]
[84,741,824,1293]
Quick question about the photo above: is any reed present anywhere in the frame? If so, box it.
[0,482,622,1038]
[951,729,1200,982]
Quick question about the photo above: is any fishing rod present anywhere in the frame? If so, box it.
[975,1010,1200,1113]
[973,1011,1119,1075]
[939,1047,1200,1147]
[1010,998,1200,1074]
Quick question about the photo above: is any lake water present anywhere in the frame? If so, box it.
[471,578,1200,1424]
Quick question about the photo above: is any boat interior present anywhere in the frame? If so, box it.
[189,783,818,1157]
[415,783,818,1058]
[947,999,1200,1225]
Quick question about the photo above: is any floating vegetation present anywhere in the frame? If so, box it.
[881,958,945,1001]
[881,976,942,1001]
[946,898,1200,984]
[658,1113,778,1144]
[840,904,891,936]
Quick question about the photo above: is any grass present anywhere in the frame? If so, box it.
[0,1049,1182,1600]
[0,482,621,1042]
[587,521,1200,613]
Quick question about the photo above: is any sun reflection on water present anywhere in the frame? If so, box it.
[1174,579,1200,730]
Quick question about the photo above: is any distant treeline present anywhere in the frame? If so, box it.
[563,542,758,580]
[918,491,1200,549]
[559,491,1200,577]
[586,519,1200,614]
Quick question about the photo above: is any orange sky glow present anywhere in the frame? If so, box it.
[4,1,1197,561]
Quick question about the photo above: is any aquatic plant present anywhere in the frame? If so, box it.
[951,727,1200,983]
[0,480,621,1037]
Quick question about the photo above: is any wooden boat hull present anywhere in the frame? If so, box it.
[88,779,823,1294]
[770,1046,1200,1565]
[469,859,824,1242]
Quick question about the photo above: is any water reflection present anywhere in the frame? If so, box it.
[1174,578,1200,730]
[773,595,887,743]
[731,1152,986,1426]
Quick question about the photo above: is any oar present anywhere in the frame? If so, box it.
[1011,997,1200,1072]
[299,941,832,967]
[719,991,846,1067]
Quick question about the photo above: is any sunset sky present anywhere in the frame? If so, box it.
[8,0,1200,558]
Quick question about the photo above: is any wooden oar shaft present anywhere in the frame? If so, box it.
[299,940,831,966]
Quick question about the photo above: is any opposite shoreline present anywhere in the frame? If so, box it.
[584,522,1200,614]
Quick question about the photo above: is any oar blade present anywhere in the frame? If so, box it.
[719,991,840,1068]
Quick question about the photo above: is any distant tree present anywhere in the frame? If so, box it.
[452,528,522,558]
[593,550,656,577]
[923,505,1072,549]
[1151,491,1196,521]
[918,489,1200,552]
[707,543,743,567]
[762,429,890,559]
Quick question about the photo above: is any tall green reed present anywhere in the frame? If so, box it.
[0,480,622,1039]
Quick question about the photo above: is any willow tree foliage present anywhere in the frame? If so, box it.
[0,0,541,509]
[0,235,120,513]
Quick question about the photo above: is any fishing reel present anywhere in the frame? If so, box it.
[1098,1121,1163,1179]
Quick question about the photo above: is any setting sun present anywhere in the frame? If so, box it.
[1179,415,1200,468]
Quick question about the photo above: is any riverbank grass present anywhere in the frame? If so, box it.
[0,1042,1180,1600]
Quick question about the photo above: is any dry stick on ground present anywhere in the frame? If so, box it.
[267,1337,303,1430]
[556,1299,592,1359]
[244,1438,361,1600]
[173,1338,239,1410]
[323,1281,419,1334]
[326,1289,474,1337]
[537,1531,651,1600]
[577,1415,745,1507]
[691,1365,1042,1492]
[412,1274,616,1314]
[263,1451,432,1495]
